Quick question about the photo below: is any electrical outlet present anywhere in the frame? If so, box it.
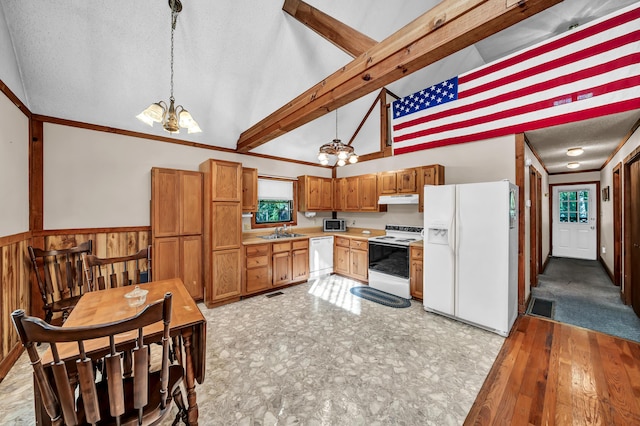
[601,246,606,254]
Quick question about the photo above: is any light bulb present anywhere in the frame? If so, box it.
[348,154,358,164]
[337,150,348,160]
[566,147,584,157]
[318,152,329,161]
[337,159,346,167]
[320,158,329,166]
[567,162,580,169]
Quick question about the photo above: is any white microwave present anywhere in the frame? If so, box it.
[323,218,346,232]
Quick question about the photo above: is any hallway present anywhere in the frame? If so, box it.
[530,257,640,343]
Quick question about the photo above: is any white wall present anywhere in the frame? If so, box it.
[549,171,600,185]
[600,127,640,285]
[336,135,517,230]
[0,89,29,237]
[43,123,329,229]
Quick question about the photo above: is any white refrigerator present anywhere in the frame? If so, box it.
[423,180,518,337]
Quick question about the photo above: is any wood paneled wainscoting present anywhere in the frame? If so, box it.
[0,232,31,382]
[0,227,151,383]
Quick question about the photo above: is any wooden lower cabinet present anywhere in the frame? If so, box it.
[153,235,203,300]
[272,251,292,286]
[243,243,271,294]
[210,249,241,303]
[292,246,309,282]
[410,246,423,300]
[242,239,309,296]
[334,236,368,282]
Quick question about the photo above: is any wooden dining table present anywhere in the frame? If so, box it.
[37,278,206,426]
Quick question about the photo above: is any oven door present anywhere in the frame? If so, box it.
[368,241,410,279]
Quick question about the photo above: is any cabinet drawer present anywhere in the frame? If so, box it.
[246,244,270,257]
[292,239,309,250]
[335,236,350,248]
[246,255,268,268]
[272,241,292,253]
[245,266,270,293]
[411,247,423,259]
[350,239,368,250]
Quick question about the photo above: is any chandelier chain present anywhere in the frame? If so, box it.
[169,1,177,101]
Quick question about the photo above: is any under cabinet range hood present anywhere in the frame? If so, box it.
[378,194,419,205]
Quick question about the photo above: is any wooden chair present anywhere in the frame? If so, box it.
[83,247,151,291]
[28,240,93,324]
[11,292,184,426]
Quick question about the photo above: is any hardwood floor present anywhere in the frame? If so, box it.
[465,315,640,425]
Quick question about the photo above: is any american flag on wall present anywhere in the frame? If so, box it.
[391,3,640,155]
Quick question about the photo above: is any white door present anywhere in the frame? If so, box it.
[552,184,597,260]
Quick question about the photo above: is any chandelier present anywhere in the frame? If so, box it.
[317,110,358,166]
[136,0,201,134]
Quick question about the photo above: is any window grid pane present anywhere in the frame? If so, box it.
[558,190,589,224]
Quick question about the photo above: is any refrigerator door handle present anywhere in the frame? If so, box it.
[447,216,455,252]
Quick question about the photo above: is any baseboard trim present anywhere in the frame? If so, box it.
[541,254,550,273]
[0,344,23,384]
[599,256,614,283]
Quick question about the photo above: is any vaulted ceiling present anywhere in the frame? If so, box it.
[1,0,638,173]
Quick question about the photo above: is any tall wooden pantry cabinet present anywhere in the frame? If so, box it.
[151,167,204,300]
[199,159,243,308]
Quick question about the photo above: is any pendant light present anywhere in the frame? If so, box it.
[136,0,201,134]
[317,109,358,166]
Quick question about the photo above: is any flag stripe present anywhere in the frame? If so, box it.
[393,56,640,143]
[393,34,640,133]
[391,3,640,155]
[460,30,640,99]
[462,5,640,84]
[394,97,640,155]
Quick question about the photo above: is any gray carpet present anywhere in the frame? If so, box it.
[531,257,640,343]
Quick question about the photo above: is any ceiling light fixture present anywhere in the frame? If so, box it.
[317,109,358,166]
[567,162,580,169]
[566,147,584,156]
[137,0,201,134]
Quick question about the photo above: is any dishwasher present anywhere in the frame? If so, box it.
[309,236,334,279]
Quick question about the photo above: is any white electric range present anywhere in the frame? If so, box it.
[368,224,423,299]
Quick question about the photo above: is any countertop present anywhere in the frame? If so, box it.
[242,227,385,245]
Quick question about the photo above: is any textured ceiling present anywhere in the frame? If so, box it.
[0,0,638,171]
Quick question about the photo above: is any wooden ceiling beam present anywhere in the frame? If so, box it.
[237,0,562,153]
[283,0,376,58]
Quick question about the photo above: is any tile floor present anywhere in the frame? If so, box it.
[0,275,505,425]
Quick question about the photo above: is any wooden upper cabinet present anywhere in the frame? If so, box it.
[151,168,203,236]
[211,202,242,250]
[397,168,418,193]
[298,175,333,211]
[358,174,379,212]
[242,167,258,212]
[378,171,398,195]
[333,178,346,211]
[377,168,418,196]
[151,168,181,237]
[180,171,203,235]
[419,164,445,212]
[345,176,360,211]
[202,159,242,202]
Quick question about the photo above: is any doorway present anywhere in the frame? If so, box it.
[613,163,622,287]
[551,183,598,260]
[529,166,542,286]
[624,149,640,317]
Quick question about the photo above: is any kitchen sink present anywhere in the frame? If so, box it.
[259,233,306,240]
